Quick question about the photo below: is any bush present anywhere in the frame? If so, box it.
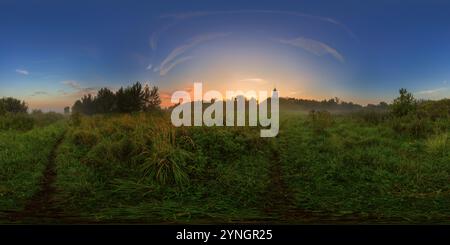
[352,110,390,125]
[0,113,34,131]
[72,130,99,147]
[308,110,333,133]
[425,133,448,156]
[391,88,416,117]
[390,114,433,138]
[417,99,450,121]
[0,97,28,114]
[30,110,64,127]
[70,112,82,127]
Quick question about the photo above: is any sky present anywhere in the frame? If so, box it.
[1,0,450,112]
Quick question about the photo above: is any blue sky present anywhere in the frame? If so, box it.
[1,0,450,111]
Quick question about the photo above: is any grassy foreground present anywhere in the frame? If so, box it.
[278,113,450,222]
[0,123,66,212]
[53,113,272,222]
[0,108,449,223]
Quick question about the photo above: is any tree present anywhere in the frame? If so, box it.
[72,94,95,115]
[0,97,28,114]
[72,100,83,114]
[95,88,116,113]
[116,82,144,113]
[392,88,416,117]
[64,106,70,114]
[142,85,161,111]
[71,81,161,114]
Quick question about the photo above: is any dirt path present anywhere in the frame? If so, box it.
[9,133,65,223]
[263,146,323,223]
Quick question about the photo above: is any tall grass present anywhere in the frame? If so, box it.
[0,122,66,210]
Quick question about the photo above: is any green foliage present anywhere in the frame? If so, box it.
[280,114,450,221]
[352,110,390,125]
[95,88,116,113]
[72,82,161,115]
[0,123,66,210]
[308,110,333,133]
[0,97,28,114]
[425,133,448,156]
[0,113,34,131]
[417,99,450,121]
[52,113,270,222]
[70,111,82,126]
[30,110,64,127]
[3,88,450,223]
[391,88,416,117]
[71,129,99,147]
[390,114,434,138]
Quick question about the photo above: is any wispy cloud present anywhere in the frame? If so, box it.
[155,32,231,76]
[150,10,356,54]
[30,91,48,96]
[278,37,345,63]
[61,80,82,90]
[159,56,194,76]
[61,80,98,97]
[237,78,267,84]
[15,69,29,75]
[160,10,357,40]
[415,87,448,95]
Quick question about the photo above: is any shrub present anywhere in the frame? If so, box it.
[30,110,64,127]
[353,110,390,125]
[417,99,450,121]
[425,133,448,156]
[390,114,433,138]
[0,97,28,114]
[142,148,190,186]
[0,113,34,131]
[308,110,333,133]
[391,88,416,117]
[72,129,99,147]
[70,111,82,127]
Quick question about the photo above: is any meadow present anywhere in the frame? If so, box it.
[0,90,449,223]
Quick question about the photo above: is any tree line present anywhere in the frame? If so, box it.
[72,82,161,115]
[0,97,28,115]
[279,97,389,113]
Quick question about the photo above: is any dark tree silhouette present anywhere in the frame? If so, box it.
[95,88,116,113]
[0,97,28,114]
[143,85,161,111]
[72,82,161,115]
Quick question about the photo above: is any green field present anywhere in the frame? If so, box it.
[1,95,450,224]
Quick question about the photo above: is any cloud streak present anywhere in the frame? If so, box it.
[15,69,29,75]
[150,10,356,55]
[156,32,231,76]
[30,91,48,96]
[61,80,82,90]
[278,37,345,63]
[415,87,448,95]
[160,10,357,40]
[159,56,194,76]
[61,80,98,98]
